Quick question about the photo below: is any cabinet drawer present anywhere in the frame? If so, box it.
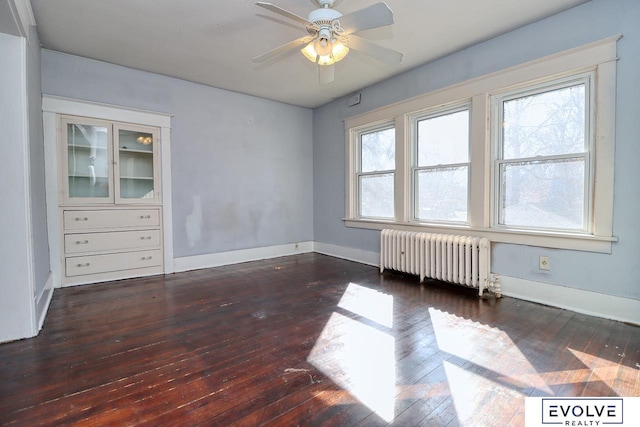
[64,230,161,254]
[64,209,160,231]
[66,249,162,277]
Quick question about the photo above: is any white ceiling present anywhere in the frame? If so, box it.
[30,0,589,108]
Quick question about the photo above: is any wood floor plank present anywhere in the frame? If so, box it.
[1,253,638,426]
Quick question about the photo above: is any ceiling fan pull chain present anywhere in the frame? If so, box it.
[332,20,349,45]
[332,20,345,35]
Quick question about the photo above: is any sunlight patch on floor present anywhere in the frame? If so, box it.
[503,348,637,396]
[429,307,551,390]
[337,283,394,328]
[443,360,525,425]
[430,307,553,422]
[308,283,396,422]
[567,347,634,394]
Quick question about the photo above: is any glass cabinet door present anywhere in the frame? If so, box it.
[62,118,113,203]
[114,124,160,204]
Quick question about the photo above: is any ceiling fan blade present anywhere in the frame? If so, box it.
[256,2,316,28]
[318,64,335,84]
[347,34,403,64]
[338,2,394,35]
[252,36,314,63]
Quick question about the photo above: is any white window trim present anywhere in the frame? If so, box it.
[491,73,594,234]
[344,36,620,253]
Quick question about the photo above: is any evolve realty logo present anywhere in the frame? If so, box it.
[541,398,623,426]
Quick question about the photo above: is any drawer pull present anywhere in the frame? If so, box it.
[139,215,152,219]
[140,236,152,240]
[75,240,89,245]
[141,256,153,261]
[75,217,89,222]
[77,263,90,268]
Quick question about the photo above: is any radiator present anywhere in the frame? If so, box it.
[380,230,501,297]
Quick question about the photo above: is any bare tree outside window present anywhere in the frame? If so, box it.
[358,127,395,218]
[499,82,588,230]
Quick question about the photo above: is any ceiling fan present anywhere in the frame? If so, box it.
[252,0,402,84]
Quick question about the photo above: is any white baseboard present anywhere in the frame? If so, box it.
[499,275,640,326]
[35,272,55,333]
[35,242,639,334]
[312,241,379,267]
[312,243,639,325]
[173,241,314,273]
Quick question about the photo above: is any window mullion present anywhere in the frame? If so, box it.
[469,93,489,228]
[394,114,408,222]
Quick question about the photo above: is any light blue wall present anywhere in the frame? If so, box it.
[27,25,49,298]
[41,51,314,258]
[313,0,640,300]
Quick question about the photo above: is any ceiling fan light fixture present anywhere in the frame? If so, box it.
[313,28,333,56]
[254,0,401,83]
[301,41,349,65]
[301,43,318,62]
[314,37,332,56]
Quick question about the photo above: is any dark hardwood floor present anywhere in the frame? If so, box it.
[1,253,638,426]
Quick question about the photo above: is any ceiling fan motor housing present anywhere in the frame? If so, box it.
[311,0,343,8]
[307,7,342,26]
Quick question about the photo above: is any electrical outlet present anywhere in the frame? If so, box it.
[539,256,550,271]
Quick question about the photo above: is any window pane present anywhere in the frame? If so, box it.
[119,129,155,199]
[359,173,394,218]
[67,123,109,198]
[503,84,585,159]
[417,109,469,167]
[361,127,395,172]
[415,167,468,222]
[501,158,585,230]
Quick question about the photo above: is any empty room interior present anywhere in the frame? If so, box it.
[1,0,638,425]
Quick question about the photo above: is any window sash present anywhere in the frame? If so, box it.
[358,124,395,174]
[354,123,396,220]
[412,163,470,224]
[357,171,395,219]
[414,107,470,167]
[495,154,589,232]
[410,105,471,224]
[492,74,593,234]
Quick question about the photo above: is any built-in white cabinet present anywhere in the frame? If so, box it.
[57,115,164,286]
[61,207,163,281]
[61,116,160,205]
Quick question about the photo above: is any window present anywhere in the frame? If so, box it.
[412,107,470,224]
[494,76,591,232]
[357,124,395,219]
[344,37,618,252]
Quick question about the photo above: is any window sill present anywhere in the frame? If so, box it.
[343,218,616,253]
